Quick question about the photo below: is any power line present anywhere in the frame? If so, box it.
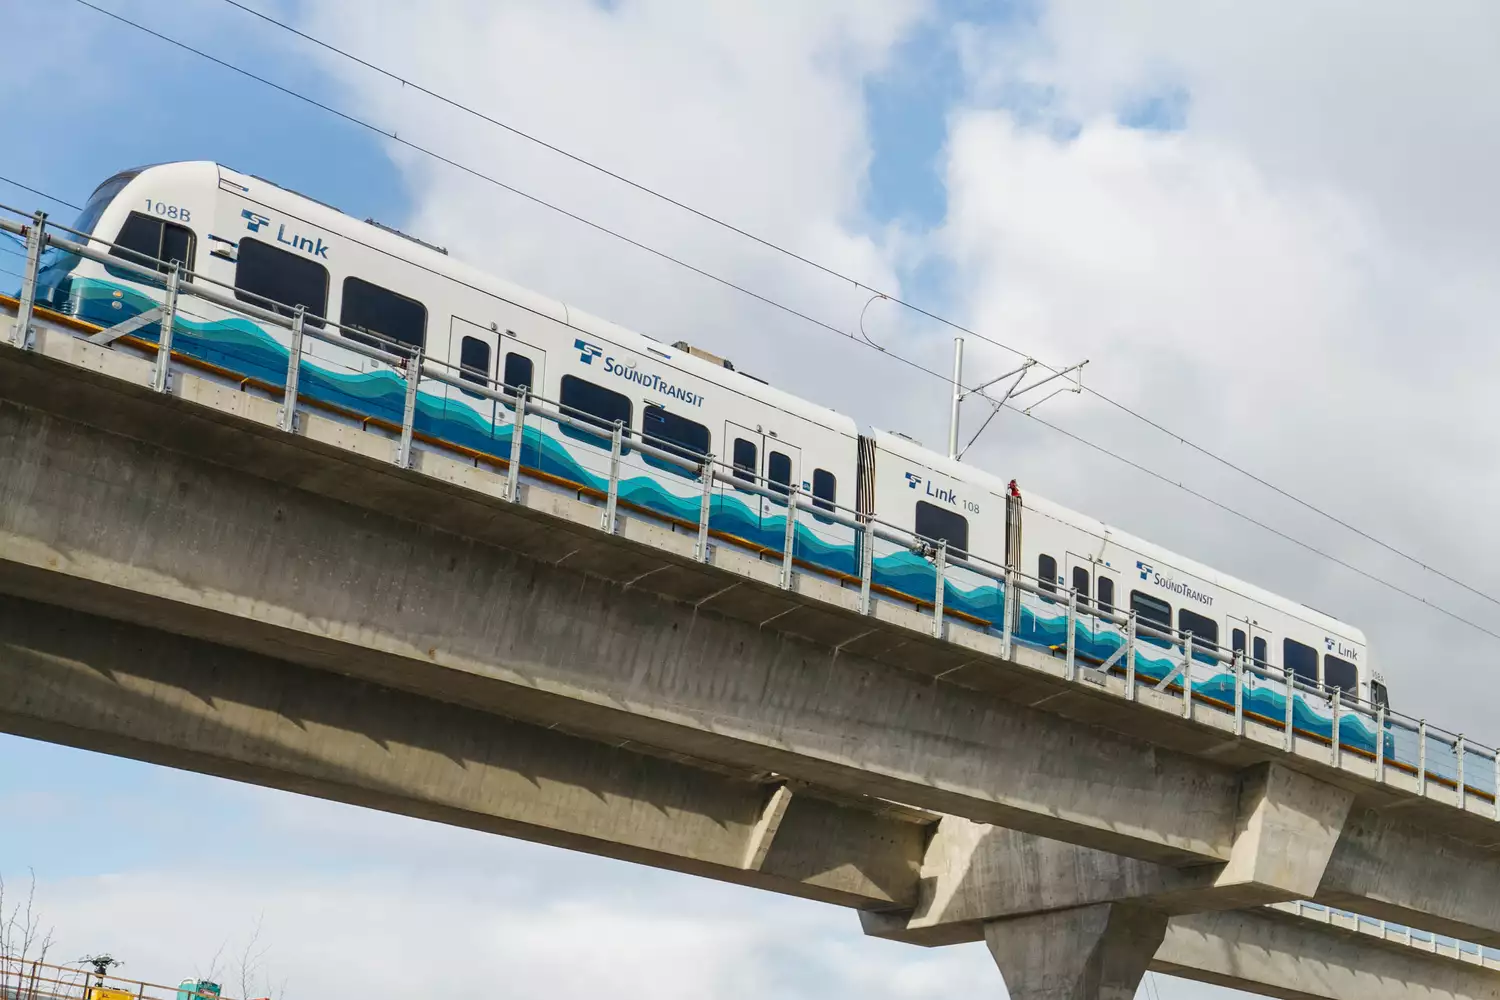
[0,173,82,212]
[209,0,1500,616]
[49,1,1500,643]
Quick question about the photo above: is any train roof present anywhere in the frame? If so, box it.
[870,430,1366,645]
[113,162,859,438]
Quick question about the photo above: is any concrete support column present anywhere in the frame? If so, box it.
[984,903,1168,1000]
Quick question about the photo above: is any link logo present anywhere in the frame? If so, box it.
[904,472,921,489]
[575,339,603,364]
[1136,560,1153,580]
[241,210,270,233]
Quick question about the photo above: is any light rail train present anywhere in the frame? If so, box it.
[25,160,1391,742]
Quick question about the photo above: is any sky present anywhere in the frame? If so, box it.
[2,0,1500,996]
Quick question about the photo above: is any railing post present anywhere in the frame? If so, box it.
[1456,734,1467,811]
[858,518,874,615]
[1331,688,1342,769]
[278,304,305,433]
[1124,612,1137,701]
[931,540,948,639]
[1375,703,1386,784]
[1418,719,1428,795]
[506,387,528,501]
[394,347,421,468]
[602,420,623,532]
[1001,567,1017,659]
[1234,651,1245,737]
[694,453,714,561]
[151,262,181,393]
[1284,667,1295,752]
[1181,634,1193,718]
[778,488,799,589]
[12,210,44,349]
[1064,587,1078,680]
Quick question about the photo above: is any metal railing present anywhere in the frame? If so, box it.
[0,957,237,1000]
[1272,903,1500,970]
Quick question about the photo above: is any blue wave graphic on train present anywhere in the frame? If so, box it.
[38,275,1488,790]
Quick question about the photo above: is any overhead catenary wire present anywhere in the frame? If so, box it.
[207,0,1500,617]
[41,3,1500,643]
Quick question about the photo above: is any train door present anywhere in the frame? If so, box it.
[1228,616,1268,671]
[723,421,801,539]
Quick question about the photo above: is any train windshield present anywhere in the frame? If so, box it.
[72,170,139,238]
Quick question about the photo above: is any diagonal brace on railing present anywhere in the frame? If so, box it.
[84,307,164,346]
[1079,634,1130,684]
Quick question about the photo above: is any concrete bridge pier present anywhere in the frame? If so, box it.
[984,904,1168,1000]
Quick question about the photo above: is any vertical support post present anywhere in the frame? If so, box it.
[394,347,421,468]
[1456,735,1467,811]
[1418,720,1428,795]
[1331,688,1342,769]
[12,210,44,349]
[278,305,305,433]
[151,263,181,393]
[1181,634,1193,719]
[947,336,963,459]
[931,540,948,638]
[779,488,799,589]
[1284,668,1296,752]
[1001,567,1017,659]
[1064,587,1078,680]
[1124,612,1137,702]
[602,420,623,532]
[506,387,528,501]
[858,519,874,615]
[1375,703,1387,784]
[694,454,714,561]
[1234,651,1245,737]
[1493,750,1499,821]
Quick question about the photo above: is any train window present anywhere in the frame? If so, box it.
[1253,636,1267,668]
[812,469,837,513]
[503,352,533,395]
[732,438,757,484]
[1037,554,1058,595]
[1072,566,1090,603]
[340,276,427,353]
[643,405,710,477]
[915,501,968,558]
[1130,590,1173,648]
[1178,608,1219,657]
[109,211,196,278]
[1324,655,1357,695]
[768,451,793,499]
[73,172,138,237]
[459,336,491,387]
[1232,629,1246,654]
[234,237,326,328]
[560,374,631,452]
[1283,639,1319,686]
[1096,576,1115,615]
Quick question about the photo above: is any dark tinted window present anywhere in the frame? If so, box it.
[73,172,137,237]
[1038,554,1058,595]
[1096,576,1115,615]
[1232,629,1247,654]
[643,405,710,477]
[341,276,426,352]
[459,336,491,386]
[732,438,757,484]
[1284,639,1319,685]
[812,469,837,513]
[1178,608,1219,657]
[1130,590,1173,647]
[915,501,968,558]
[503,352,533,394]
[109,211,196,277]
[1324,654,1357,695]
[234,237,327,328]
[560,374,631,452]
[1253,636,1268,667]
[768,451,793,498]
[1072,566,1090,603]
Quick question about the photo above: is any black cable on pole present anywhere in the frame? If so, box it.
[51,1,1500,643]
[209,0,1500,615]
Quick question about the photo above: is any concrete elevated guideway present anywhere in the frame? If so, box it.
[2,298,1500,999]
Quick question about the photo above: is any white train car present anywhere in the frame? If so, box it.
[32,159,1388,755]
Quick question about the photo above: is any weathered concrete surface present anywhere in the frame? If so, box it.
[3,328,1500,942]
[1211,762,1354,906]
[1160,910,1500,1000]
[0,593,926,909]
[984,904,1168,1000]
